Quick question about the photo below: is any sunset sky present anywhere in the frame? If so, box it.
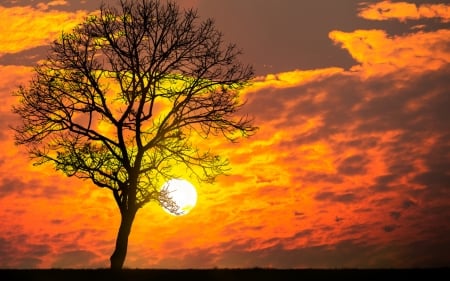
[1,0,450,269]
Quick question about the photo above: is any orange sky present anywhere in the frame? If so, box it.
[0,0,449,268]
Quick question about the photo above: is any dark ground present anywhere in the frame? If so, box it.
[1,268,448,281]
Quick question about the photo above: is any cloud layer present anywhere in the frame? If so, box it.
[0,0,449,269]
[0,5,88,56]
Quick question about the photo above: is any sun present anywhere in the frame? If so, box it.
[159,178,198,216]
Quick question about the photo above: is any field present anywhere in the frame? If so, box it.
[1,268,448,281]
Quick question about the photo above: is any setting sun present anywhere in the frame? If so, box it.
[160,178,198,216]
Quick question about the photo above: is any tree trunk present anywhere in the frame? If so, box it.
[110,209,137,270]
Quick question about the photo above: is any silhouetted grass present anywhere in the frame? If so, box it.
[1,268,448,281]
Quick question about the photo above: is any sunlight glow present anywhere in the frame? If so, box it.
[160,178,198,216]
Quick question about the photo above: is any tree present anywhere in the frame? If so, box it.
[12,0,256,270]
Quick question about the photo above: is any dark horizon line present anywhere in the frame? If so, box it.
[1,267,448,270]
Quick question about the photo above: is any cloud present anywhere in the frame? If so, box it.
[383,224,397,233]
[244,67,344,96]
[0,65,32,106]
[315,191,358,204]
[0,46,49,66]
[0,5,88,56]
[402,199,417,209]
[358,1,450,23]
[144,237,450,268]
[337,154,370,176]
[0,177,26,197]
[0,233,51,268]
[38,0,69,10]
[0,188,116,268]
[329,28,450,77]
[196,23,450,267]
[1,1,449,269]
[52,250,99,268]
[390,211,401,220]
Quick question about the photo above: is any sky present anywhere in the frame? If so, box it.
[0,0,449,269]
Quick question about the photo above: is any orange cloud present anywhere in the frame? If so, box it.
[358,1,450,22]
[37,0,69,10]
[0,5,88,56]
[245,67,344,95]
[3,62,449,269]
[329,28,450,77]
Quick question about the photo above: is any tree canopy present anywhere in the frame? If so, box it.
[13,0,256,269]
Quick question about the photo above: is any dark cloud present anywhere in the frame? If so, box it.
[369,174,399,193]
[314,191,357,204]
[354,207,372,213]
[297,172,343,184]
[334,193,357,203]
[314,191,334,201]
[0,46,48,66]
[355,69,450,134]
[0,176,73,198]
[156,237,450,268]
[254,62,449,269]
[141,247,218,269]
[340,223,370,238]
[28,243,52,258]
[294,211,305,217]
[243,87,289,123]
[370,197,393,208]
[383,225,397,233]
[248,64,450,146]
[47,229,108,248]
[291,229,313,240]
[411,134,450,199]
[0,0,99,11]
[390,211,401,220]
[339,137,379,151]
[388,163,415,175]
[337,155,369,175]
[245,67,450,207]
[194,232,450,268]
[402,199,417,209]
[50,219,65,225]
[0,177,26,197]
[14,257,42,268]
[0,237,17,268]
[0,232,50,268]
[414,171,450,190]
[335,216,344,222]
[52,250,99,268]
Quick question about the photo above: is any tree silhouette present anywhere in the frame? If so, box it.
[12,0,256,270]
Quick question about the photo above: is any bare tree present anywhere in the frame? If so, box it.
[12,0,256,269]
